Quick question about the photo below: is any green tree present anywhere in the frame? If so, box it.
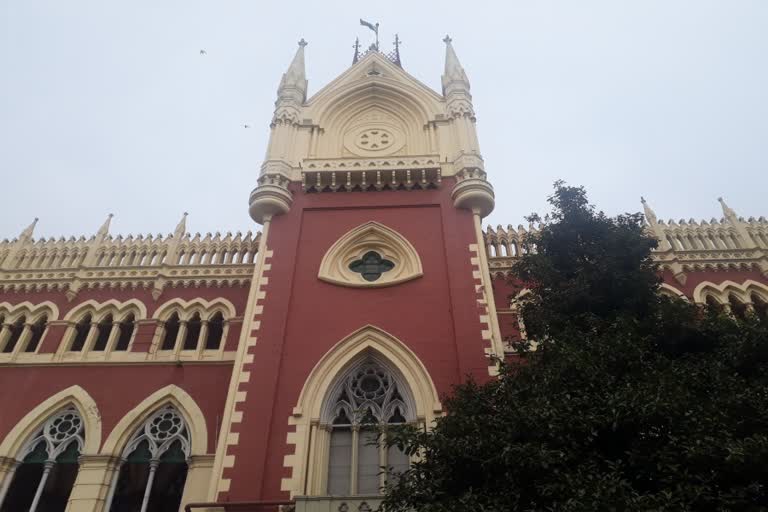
[381,183,768,511]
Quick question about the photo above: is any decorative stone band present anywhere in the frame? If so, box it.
[0,264,254,295]
[484,220,768,283]
[302,167,441,193]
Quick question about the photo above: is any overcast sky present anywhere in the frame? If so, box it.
[1,1,766,240]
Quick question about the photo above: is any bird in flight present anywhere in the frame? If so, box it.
[199,49,207,55]
[243,124,251,128]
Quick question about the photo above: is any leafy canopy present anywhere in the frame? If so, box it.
[381,182,768,511]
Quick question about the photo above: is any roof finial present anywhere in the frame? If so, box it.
[718,196,737,220]
[640,197,657,225]
[392,34,402,67]
[278,39,308,102]
[96,213,114,238]
[352,37,361,64]
[443,34,452,44]
[441,34,469,95]
[18,217,39,242]
[174,212,188,238]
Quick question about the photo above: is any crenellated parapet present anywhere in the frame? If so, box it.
[0,214,260,299]
[484,198,768,287]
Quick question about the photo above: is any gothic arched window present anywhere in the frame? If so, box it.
[205,312,224,350]
[92,314,114,351]
[182,313,202,351]
[2,316,26,353]
[107,406,190,512]
[115,314,135,351]
[325,359,412,496]
[0,408,84,512]
[26,315,48,353]
[70,314,92,352]
[160,313,180,351]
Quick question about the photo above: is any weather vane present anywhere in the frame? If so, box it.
[360,19,379,51]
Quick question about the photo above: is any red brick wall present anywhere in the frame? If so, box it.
[222,179,492,501]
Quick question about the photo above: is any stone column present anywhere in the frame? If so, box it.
[65,455,121,512]
[180,454,216,510]
[0,456,19,507]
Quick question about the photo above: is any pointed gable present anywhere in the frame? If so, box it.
[302,52,445,160]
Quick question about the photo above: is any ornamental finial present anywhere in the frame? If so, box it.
[298,38,307,48]
[443,34,452,44]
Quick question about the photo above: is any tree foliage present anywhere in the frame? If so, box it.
[381,182,768,511]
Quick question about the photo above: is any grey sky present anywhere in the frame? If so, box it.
[1,0,766,240]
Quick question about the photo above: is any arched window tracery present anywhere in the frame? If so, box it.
[0,408,84,512]
[325,359,412,496]
[106,406,190,512]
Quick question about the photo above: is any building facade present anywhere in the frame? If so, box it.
[0,37,766,512]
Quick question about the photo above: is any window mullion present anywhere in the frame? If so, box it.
[350,426,359,495]
[29,460,55,512]
[139,459,160,512]
[379,424,387,491]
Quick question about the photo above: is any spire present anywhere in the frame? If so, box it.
[441,35,469,95]
[718,197,738,220]
[174,212,188,239]
[18,217,38,242]
[96,213,114,239]
[278,39,308,103]
[640,197,657,225]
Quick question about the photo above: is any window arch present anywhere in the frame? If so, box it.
[106,406,190,512]
[278,326,441,497]
[153,301,232,357]
[324,358,413,495]
[0,408,84,512]
[59,300,146,358]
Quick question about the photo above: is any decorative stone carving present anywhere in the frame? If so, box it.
[318,222,423,288]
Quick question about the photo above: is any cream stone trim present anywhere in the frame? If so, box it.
[692,279,768,304]
[153,297,237,321]
[281,325,441,497]
[63,298,147,322]
[101,384,208,457]
[470,211,504,375]
[659,283,687,299]
[0,385,101,460]
[0,300,59,323]
[150,298,236,361]
[317,222,423,288]
[209,217,275,501]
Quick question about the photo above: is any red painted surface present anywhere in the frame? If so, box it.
[222,179,491,501]
[0,364,232,453]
